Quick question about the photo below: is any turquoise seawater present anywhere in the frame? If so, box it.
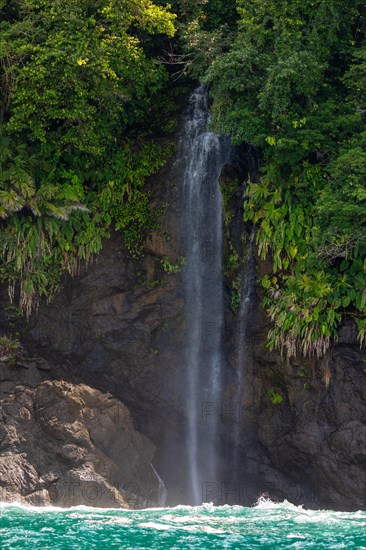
[1,500,365,549]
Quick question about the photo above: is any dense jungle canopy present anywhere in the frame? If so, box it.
[0,0,365,356]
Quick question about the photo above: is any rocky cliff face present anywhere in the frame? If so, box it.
[0,358,163,508]
[238,313,366,511]
[0,133,365,511]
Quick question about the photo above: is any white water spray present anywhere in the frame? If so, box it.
[179,86,233,504]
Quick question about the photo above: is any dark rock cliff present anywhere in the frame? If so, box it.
[0,360,162,508]
[0,135,365,511]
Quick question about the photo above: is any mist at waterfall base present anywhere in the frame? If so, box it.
[2,501,365,549]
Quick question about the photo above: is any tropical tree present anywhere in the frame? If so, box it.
[0,0,176,314]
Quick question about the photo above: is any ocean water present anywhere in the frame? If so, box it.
[1,500,365,549]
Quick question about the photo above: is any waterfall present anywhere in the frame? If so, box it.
[232,231,256,479]
[179,85,233,505]
[151,465,168,508]
[236,233,255,397]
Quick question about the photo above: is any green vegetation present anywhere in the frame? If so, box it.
[160,255,186,274]
[0,0,175,315]
[204,0,366,357]
[267,388,283,406]
[1,0,365,358]
[0,335,21,362]
[224,241,241,313]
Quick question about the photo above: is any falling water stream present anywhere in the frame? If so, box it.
[233,231,256,477]
[180,85,234,504]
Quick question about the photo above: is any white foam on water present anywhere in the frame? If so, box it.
[253,497,303,511]
[138,522,172,531]
[0,501,174,513]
